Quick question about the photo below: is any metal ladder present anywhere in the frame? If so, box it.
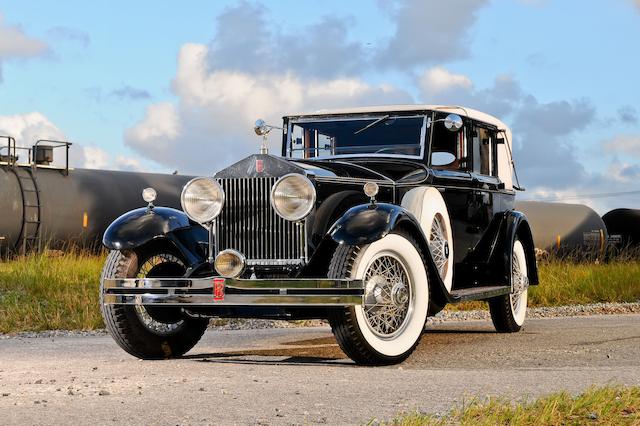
[11,166,42,254]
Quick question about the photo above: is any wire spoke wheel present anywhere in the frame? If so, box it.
[489,239,529,332]
[510,248,529,318]
[363,254,413,338]
[428,213,449,280]
[134,253,185,335]
[328,231,429,364]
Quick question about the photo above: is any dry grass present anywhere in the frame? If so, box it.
[0,251,105,333]
[0,251,638,332]
[383,386,640,425]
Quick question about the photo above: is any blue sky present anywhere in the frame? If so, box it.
[0,0,639,212]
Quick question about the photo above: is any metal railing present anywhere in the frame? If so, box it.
[0,136,72,175]
[34,139,73,176]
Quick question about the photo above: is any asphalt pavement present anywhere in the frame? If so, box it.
[1,314,639,425]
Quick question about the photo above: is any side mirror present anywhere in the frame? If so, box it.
[444,114,463,132]
[254,119,269,136]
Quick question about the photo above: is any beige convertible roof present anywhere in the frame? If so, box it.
[285,104,510,132]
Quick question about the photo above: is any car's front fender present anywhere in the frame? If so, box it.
[102,206,192,250]
[328,202,416,246]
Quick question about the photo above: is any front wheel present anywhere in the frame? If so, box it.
[489,239,529,332]
[328,230,430,365]
[100,249,208,359]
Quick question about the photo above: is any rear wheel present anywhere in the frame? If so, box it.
[328,230,429,365]
[489,239,529,332]
[100,249,208,359]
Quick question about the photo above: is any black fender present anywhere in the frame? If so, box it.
[327,202,450,309]
[500,211,539,286]
[102,206,208,268]
[329,202,416,246]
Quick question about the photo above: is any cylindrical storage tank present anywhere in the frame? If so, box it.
[602,209,640,247]
[0,164,194,253]
[515,201,608,255]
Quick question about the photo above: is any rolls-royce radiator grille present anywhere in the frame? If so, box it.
[215,177,305,264]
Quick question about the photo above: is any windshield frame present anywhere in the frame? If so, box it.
[284,114,428,161]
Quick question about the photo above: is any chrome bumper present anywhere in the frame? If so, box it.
[102,277,364,306]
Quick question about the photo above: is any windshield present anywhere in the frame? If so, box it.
[287,115,427,160]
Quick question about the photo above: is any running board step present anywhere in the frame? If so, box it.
[449,286,511,302]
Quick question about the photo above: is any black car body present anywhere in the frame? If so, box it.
[101,105,538,364]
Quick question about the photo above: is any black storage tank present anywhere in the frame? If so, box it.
[602,209,640,247]
[0,163,193,253]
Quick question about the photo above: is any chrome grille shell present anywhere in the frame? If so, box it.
[215,177,306,265]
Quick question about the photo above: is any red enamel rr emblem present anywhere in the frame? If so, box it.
[213,278,225,301]
[256,159,264,173]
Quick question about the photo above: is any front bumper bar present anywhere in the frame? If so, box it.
[102,277,364,307]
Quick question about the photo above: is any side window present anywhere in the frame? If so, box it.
[430,113,469,171]
[471,124,497,176]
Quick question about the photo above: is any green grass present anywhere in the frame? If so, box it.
[382,386,640,425]
[530,259,640,306]
[0,251,638,333]
[0,251,104,333]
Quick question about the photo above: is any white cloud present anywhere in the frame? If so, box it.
[420,67,473,96]
[125,43,413,174]
[0,111,151,171]
[125,102,181,150]
[605,134,640,157]
[0,14,47,58]
[82,146,109,169]
[0,112,65,147]
[115,155,146,172]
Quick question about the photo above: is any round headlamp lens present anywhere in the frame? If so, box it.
[214,249,246,278]
[271,174,316,221]
[180,177,224,224]
[142,187,157,203]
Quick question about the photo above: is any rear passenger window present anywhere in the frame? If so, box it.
[471,125,497,176]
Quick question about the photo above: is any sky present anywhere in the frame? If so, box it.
[0,0,639,213]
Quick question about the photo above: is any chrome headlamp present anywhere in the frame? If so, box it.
[270,173,316,221]
[180,177,225,224]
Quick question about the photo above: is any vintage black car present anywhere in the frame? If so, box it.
[100,105,538,365]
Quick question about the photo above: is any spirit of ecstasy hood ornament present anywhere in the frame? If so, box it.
[253,119,282,154]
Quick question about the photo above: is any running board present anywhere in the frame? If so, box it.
[449,286,511,303]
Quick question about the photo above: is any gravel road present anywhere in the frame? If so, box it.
[1,314,639,425]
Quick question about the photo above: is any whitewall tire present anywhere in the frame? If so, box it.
[329,230,429,365]
[489,239,529,332]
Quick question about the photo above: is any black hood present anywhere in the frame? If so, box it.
[214,154,304,179]
[214,154,426,182]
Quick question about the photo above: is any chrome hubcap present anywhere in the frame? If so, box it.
[363,255,412,338]
[429,214,449,280]
[135,254,184,334]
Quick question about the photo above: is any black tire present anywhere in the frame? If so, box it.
[328,230,430,365]
[489,239,529,333]
[100,249,208,359]
[488,294,521,332]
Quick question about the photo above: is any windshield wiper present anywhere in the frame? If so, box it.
[353,115,390,135]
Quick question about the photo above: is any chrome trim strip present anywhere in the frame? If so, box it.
[104,294,362,306]
[102,277,364,306]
